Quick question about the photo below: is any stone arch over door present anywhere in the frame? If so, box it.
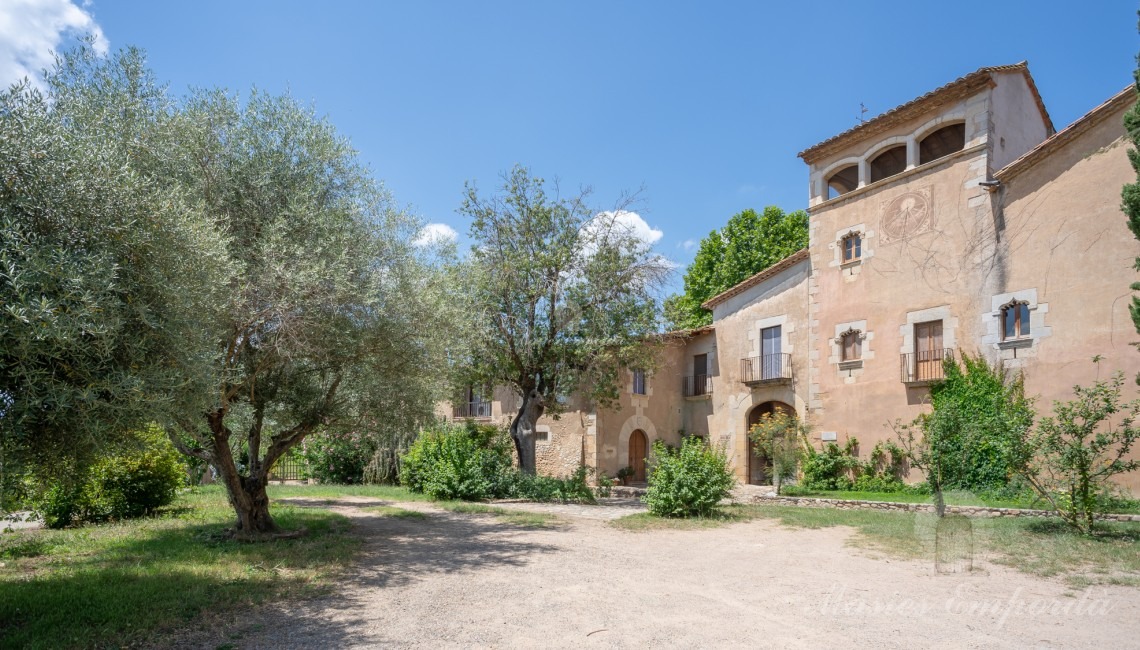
[746,401,794,486]
[617,414,658,471]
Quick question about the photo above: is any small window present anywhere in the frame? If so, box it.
[535,428,551,443]
[632,369,647,395]
[840,330,862,362]
[1001,301,1031,340]
[841,232,862,263]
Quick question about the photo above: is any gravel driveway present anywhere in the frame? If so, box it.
[195,497,1140,649]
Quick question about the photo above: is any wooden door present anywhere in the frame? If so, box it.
[914,320,943,381]
[629,430,647,483]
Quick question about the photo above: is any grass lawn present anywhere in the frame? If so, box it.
[435,502,564,528]
[613,504,1140,587]
[0,486,358,649]
[776,487,1059,510]
[267,483,432,501]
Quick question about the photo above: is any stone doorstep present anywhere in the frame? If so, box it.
[735,493,1140,522]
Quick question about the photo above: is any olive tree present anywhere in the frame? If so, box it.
[458,166,671,473]
[0,46,228,491]
[163,89,451,536]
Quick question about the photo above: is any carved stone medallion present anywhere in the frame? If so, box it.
[880,188,932,243]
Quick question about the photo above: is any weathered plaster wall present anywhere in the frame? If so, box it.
[989,70,1051,172]
[998,101,1140,489]
[807,150,991,457]
[709,259,811,482]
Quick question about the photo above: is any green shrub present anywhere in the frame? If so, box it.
[510,465,596,504]
[801,440,858,490]
[400,421,514,501]
[35,426,186,528]
[1019,369,1140,535]
[301,428,373,484]
[644,438,735,517]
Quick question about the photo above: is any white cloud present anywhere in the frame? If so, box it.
[591,210,663,247]
[413,222,458,247]
[0,0,108,88]
[680,239,696,251]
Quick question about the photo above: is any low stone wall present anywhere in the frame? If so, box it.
[732,492,1140,523]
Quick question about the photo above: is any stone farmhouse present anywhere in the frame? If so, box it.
[443,63,1140,491]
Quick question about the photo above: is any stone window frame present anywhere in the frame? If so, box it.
[830,224,874,272]
[829,320,872,378]
[535,425,551,445]
[982,289,1051,366]
[899,306,958,357]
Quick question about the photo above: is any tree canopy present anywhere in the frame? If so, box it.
[458,166,670,472]
[664,206,808,331]
[1,45,455,535]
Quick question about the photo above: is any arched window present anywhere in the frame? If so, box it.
[826,164,858,200]
[1000,301,1031,340]
[841,231,862,263]
[840,329,862,362]
[919,123,966,165]
[869,145,907,183]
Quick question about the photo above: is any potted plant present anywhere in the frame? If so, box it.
[616,465,635,486]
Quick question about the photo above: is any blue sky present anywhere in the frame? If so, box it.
[3,1,1138,293]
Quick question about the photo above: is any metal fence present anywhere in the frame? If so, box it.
[269,456,307,481]
[453,401,492,418]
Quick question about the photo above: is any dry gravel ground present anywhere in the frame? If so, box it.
[200,497,1140,649]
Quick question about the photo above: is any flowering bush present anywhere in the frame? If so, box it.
[300,428,375,484]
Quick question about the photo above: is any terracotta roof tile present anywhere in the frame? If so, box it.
[798,62,1053,163]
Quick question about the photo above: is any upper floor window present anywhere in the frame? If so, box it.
[840,329,862,362]
[1001,301,1031,340]
[919,123,966,165]
[869,145,907,183]
[841,232,862,263]
[826,164,858,200]
[632,369,647,395]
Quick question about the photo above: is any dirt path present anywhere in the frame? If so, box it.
[204,497,1140,649]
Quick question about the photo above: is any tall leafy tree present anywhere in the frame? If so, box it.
[0,46,227,486]
[460,166,670,473]
[664,206,808,330]
[2,45,454,535]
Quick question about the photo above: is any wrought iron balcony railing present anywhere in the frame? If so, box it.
[682,374,712,397]
[900,349,955,384]
[452,401,492,419]
[740,353,793,385]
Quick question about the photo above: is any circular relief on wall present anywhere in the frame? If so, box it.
[880,188,932,243]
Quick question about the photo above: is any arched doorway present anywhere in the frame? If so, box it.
[746,401,794,485]
[628,429,648,483]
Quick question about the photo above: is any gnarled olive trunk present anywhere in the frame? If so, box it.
[510,389,545,474]
[207,412,279,535]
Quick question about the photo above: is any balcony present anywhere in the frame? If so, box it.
[452,401,492,419]
[741,353,793,386]
[900,349,955,385]
[682,374,712,398]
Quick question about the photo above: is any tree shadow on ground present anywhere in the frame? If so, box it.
[197,500,565,648]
